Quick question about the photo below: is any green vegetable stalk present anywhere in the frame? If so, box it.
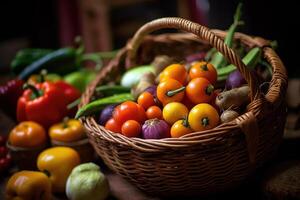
[210,3,244,68]
[217,47,261,81]
[75,93,134,118]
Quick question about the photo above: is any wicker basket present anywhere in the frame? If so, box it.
[80,18,288,197]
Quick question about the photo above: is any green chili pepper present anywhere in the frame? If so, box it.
[95,85,130,96]
[75,93,134,119]
[217,47,261,81]
[210,3,243,69]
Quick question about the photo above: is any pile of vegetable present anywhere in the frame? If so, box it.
[1,38,115,199]
[76,3,272,139]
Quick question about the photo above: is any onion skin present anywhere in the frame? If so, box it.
[98,104,118,125]
[142,119,170,139]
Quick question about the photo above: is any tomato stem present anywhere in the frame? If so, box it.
[23,83,43,100]
[205,84,214,95]
[166,86,185,97]
[201,63,208,71]
[62,117,69,129]
[201,117,210,127]
[182,117,189,127]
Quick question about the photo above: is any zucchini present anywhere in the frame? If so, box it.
[18,47,80,80]
[11,48,53,74]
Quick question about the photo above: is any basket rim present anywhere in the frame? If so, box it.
[80,29,287,152]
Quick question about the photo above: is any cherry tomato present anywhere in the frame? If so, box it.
[159,64,188,84]
[105,118,122,133]
[163,102,189,125]
[186,78,214,104]
[113,101,146,124]
[0,154,11,172]
[188,103,219,131]
[146,106,162,119]
[0,146,8,158]
[157,79,185,106]
[189,61,217,84]
[121,120,141,138]
[137,92,155,110]
[0,135,7,146]
[170,119,193,138]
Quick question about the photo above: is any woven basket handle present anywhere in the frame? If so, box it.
[126,17,259,100]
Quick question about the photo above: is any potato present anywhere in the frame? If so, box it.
[215,85,250,110]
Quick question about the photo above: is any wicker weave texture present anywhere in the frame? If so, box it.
[80,18,287,197]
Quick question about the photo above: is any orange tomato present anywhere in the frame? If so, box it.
[170,119,193,138]
[121,120,141,138]
[137,92,155,110]
[9,121,47,148]
[189,61,217,84]
[105,118,122,133]
[186,78,214,104]
[113,101,146,124]
[159,64,188,84]
[157,79,185,105]
[188,103,219,131]
[146,106,162,119]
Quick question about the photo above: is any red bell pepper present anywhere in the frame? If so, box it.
[17,82,68,128]
[54,81,81,117]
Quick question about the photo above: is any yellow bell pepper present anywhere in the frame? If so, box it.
[5,170,51,200]
[49,119,86,142]
[37,146,80,193]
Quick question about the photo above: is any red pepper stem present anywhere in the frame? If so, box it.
[166,86,185,97]
[23,83,42,99]
[39,69,47,83]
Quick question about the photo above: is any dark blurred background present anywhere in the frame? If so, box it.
[0,0,299,77]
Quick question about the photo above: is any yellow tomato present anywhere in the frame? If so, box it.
[37,147,80,193]
[188,103,219,131]
[170,119,193,138]
[162,102,188,125]
[49,119,86,142]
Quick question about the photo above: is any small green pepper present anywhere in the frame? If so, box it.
[75,93,134,118]
[64,70,97,92]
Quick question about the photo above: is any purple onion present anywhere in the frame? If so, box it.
[98,104,118,125]
[142,119,170,139]
[225,70,247,90]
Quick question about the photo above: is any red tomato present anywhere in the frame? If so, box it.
[105,118,122,133]
[121,120,141,138]
[0,146,8,158]
[146,106,162,119]
[137,92,155,110]
[113,101,146,124]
